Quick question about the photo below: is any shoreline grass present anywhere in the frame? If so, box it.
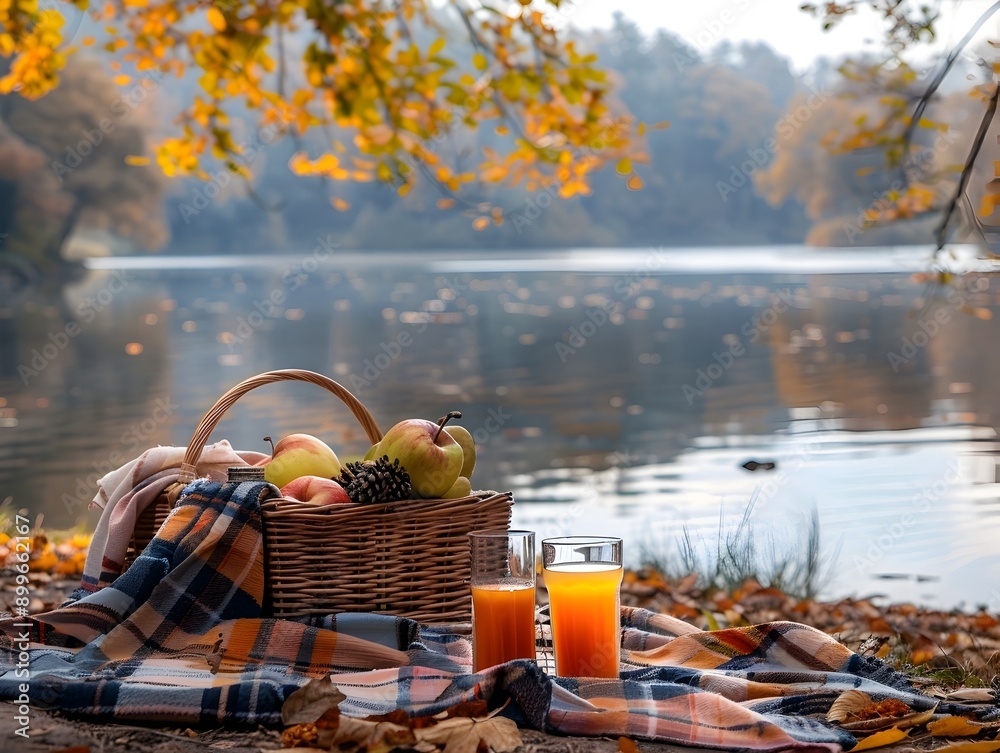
[637,492,835,601]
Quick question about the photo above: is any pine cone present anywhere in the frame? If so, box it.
[336,456,412,504]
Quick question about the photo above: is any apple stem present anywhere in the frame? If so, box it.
[434,411,462,442]
[263,436,275,454]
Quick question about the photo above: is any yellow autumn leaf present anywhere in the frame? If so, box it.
[331,197,351,211]
[207,7,226,32]
[437,198,456,209]
[928,716,986,738]
[852,727,910,751]
[429,37,446,56]
[616,157,632,175]
[627,174,644,190]
[114,74,131,86]
[637,122,646,136]
[124,155,151,166]
[472,216,491,230]
[473,53,488,71]
[652,120,671,130]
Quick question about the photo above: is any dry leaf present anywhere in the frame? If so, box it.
[281,722,320,748]
[929,743,1000,753]
[414,714,522,753]
[438,700,490,720]
[828,691,936,732]
[851,727,909,751]
[619,737,641,753]
[929,716,987,737]
[322,716,417,750]
[842,705,935,733]
[946,689,997,703]
[282,676,347,726]
[828,690,873,723]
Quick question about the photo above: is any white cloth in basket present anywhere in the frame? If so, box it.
[80,441,269,592]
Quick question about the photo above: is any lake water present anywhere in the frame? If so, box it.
[2,245,999,611]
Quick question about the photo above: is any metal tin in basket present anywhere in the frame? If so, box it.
[227,466,267,482]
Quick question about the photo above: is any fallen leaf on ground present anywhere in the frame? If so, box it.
[828,690,872,722]
[281,722,320,748]
[851,727,909,750]
[946,689,997,703]
[414,714,522,753]
[827,690,936,732]
[282,677,347,726]
[323,716,417,750]
[929,716,988,737]
[439,700,490,719]
[928,742,1000,753]
[842,705,935,733]
[619,737,640,753]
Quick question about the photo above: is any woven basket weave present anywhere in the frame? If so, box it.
[138,369,512,623]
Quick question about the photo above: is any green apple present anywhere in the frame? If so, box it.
[442,476,472,499]
[443,425,476,479]
[263,434,341,488]
[377,412,464,498]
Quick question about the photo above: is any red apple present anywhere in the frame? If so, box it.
[279,475,351,505]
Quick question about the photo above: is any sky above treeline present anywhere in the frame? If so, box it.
[563,0,993,71]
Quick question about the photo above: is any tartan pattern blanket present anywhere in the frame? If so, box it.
[2,479,995,751]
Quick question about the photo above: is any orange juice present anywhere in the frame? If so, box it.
[471,581,536,671]
[543,562,622,677]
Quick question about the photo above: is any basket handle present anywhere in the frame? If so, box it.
[180,369,383,479]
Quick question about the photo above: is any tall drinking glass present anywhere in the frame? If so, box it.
[468,530,536,671]
[542,536,623,678]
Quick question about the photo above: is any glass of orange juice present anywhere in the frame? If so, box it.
[468,530,536,672]
[541,536,623,678]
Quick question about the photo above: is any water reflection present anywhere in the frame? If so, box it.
[1,248,998,609]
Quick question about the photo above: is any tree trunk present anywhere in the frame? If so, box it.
[45,198,84,263]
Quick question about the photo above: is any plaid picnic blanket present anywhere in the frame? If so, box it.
[1,478,995,751]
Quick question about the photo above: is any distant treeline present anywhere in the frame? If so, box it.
[1,13,986,266]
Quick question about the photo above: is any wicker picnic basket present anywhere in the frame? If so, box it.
[132,369,513,623]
